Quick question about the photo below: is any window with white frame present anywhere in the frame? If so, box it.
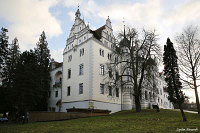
[79,83,83,94]
[99,49,104,57]
[100,83,104,94]
[79,64,84,75]
[68,55,72,62]
[68,69,71,79]
[99,64,104,75]
[80,48,84,56]
[108,53,112,60]
[67,86,70,96]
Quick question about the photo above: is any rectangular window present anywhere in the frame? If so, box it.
[67,86,70,96]
[55,91,58,97]
[79,83,83,94]
[116,88,119,97]
[79,64,84,75]
[99,64,104,75]
[68,69,71,79]
[108,86,112,96]
[107,53,112,60]
[99,49,104,57]
[100,83,104,94]
[80,48,84,56]
[108,68,112,78]
[68,55,72,62]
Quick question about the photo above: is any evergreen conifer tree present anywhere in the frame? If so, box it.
[34,31,51,111]
[13,50,38,115]
[0,27,9,79]
[0,27,9,115]
[163,38,187,121]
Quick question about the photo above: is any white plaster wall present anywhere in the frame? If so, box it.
[48,67,62,112]
[91,38,121,105]
[62,39,91,103]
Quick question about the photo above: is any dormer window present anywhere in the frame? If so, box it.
[80,27,82,31]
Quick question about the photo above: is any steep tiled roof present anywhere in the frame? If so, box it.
[90,25,105,40]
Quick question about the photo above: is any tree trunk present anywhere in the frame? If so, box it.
[192,71,200,114]
[135,95,141,112]
[178,103,187,122]
[194,86,200,114]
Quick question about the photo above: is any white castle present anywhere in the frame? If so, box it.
[48,9,173,113]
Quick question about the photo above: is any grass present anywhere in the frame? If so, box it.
[0,109,199,133]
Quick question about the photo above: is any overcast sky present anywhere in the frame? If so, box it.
[0,0,200,102]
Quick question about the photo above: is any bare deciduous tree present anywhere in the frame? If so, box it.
[106,27,161,112]
[176,26,200,114]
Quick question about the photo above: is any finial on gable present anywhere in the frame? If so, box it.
[75,4,81,18]
[123,17,126,38]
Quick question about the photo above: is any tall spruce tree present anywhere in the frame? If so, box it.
[13,50,39,115]
[0,27,9,79]
[6,38,21,113]
[0,27,9,114]
[163,38,187,121]
[34,31,51,111]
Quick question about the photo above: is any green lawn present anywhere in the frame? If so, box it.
[0,109,199,133]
